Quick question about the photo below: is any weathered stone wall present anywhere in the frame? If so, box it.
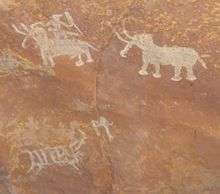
[0,1,219,194]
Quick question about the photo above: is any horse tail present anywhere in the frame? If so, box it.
[198,56,208,69]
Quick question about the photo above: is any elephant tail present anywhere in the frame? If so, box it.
[198,56,208,69]
[87,43,99,51]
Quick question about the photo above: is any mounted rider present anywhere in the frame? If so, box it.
[46,12,83,43]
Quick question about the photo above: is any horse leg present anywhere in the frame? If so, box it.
[75,55,85,66]
[48,55,55,67]
[171,65,182,81]
[153,64,162,78]
[186,65,197,81]
[138,53,149,76]
[41,51,49,67]
[85,49,94,63]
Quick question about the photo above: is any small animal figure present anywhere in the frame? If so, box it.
[22,128,86,174]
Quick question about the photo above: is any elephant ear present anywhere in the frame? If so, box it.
[141,34,153,43]
[147,34,153,41]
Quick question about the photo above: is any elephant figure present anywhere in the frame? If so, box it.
[116,29,207,81]
[12,22,97,67]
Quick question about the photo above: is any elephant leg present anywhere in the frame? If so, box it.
[171,65,182,81]
[153,64,161,78]
[48,56,55,67]
[138,54,149,76]
[41,51,49,67]
[75,55,85,66]
[85,49,94,63]
[186,65,197,81]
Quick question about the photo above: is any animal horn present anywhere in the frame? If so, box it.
[20,23,29,32]
[122,18,133,40]
[12,24,27,35]
[115,31,129,43]
[103,21,130,43]
[21,36,29,48]
[30,22,45,29]
[78,128,87,140]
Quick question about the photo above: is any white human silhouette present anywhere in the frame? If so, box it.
[91,116,114,142]
[47,12,82,41]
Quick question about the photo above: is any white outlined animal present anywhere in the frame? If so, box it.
[22,129,86,174]
[115,21,208,81]
[12,14,97,68]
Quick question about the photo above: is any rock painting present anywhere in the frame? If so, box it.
[12,11,97,68]
[22,128,86,174]
[91,116,114,142]
[0,49,34,76]
[115,20,208,81]
[72,98,93,113]
[0,50,20,73]
[0,172,17,194]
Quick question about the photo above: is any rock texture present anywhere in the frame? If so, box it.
[0,1,219,194]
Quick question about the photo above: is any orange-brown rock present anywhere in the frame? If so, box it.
[0,1,219,194]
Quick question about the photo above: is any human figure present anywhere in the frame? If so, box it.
[46,12,81,41]
[91,116,114,142]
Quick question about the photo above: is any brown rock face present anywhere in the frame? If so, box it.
[0,1,219,194]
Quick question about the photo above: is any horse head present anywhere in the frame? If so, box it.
[12,22,48,49]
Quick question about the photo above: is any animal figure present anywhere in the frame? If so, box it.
[23,129,86,174]
[115,23,207,81]
[12,21,97,67]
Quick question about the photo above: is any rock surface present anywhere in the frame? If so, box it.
[0,0,219,194]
